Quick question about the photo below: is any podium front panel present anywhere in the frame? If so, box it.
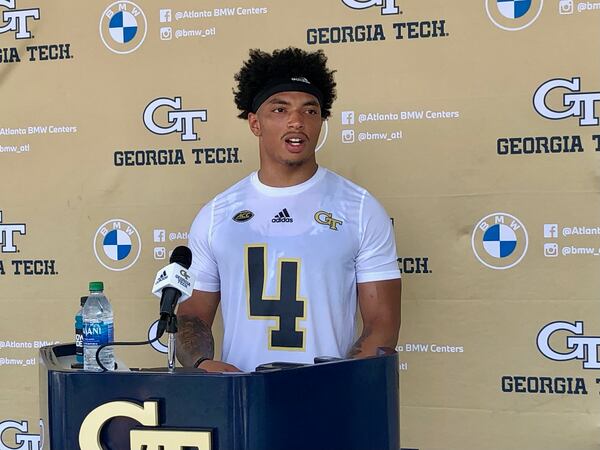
[40,344,399,450]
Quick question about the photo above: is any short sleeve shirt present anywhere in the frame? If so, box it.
[187,167,400,372]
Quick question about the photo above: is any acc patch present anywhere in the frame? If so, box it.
[233,210,254,223]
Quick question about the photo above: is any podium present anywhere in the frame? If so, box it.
[39,344,399,450]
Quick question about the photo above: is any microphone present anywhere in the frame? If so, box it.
[152,246,194,338]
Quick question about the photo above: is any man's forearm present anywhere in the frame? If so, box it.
[347,326,398,358]
[175,314,215,367]
[351,278,402,358]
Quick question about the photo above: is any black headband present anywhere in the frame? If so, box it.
[251,77,324,113]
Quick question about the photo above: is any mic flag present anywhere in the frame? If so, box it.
[152,246,194,304]
[151,263,194,303]
[152,246,195,339]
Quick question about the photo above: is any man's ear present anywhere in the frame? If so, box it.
[248,113,261,137]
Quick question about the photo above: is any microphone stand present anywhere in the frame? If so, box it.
[165,314,178,372]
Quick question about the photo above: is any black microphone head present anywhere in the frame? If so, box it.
[170,246,192,269]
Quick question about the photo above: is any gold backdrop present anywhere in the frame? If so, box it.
[0,1,599,449]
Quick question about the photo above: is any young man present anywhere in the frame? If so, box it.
[176,47,401,372]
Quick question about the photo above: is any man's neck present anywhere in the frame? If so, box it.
[257,162,318,188]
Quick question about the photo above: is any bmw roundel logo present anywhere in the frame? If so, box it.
[485,0,543,31]
[471,212,528,270]
[93,219,142,271]
[99,1,147,54]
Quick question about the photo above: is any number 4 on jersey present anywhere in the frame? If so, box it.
[245,245,306,350]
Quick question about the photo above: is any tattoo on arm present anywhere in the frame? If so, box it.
[347,328,372,358]
[175,315,215,367]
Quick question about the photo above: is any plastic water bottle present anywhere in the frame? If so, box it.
[74,296,87,367]
[83,281,114,371]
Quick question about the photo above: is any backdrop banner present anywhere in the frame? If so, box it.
[0,1,598,449]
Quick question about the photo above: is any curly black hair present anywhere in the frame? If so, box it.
[233,47,337,119]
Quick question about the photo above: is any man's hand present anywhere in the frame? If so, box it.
[197,360,242,373]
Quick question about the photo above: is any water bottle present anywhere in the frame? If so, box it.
[83,281,114,371]
[74,296,87,367]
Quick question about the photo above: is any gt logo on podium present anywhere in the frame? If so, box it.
[79,400,211,450]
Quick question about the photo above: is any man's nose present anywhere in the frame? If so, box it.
[287,110,304,128]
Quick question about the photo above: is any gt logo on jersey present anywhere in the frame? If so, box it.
[143,97,207,141]
[341,0,400,15]
[534,77,600,126]
[314,211,343,231]
[0,0,39,39]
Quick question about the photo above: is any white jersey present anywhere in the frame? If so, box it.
[187,166,400,372]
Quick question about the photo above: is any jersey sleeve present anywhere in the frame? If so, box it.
[355,193,401,283]
[187,201,220,292]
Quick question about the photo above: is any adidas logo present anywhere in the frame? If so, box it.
[272,208,294,223]
[155,270,168,283]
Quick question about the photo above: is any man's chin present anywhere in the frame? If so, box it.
[280,151,313,167]
[283,159,304,168]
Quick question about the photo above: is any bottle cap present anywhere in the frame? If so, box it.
[89,281,104,292]
[80,296,87,307]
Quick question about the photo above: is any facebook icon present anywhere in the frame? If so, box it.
[543,224,558,238]
[341,111,355,125]
[159,9,172,22]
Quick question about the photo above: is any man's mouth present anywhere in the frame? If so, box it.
[285,137,305,146]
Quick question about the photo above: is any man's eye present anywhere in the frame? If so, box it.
[273,107,285,113]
